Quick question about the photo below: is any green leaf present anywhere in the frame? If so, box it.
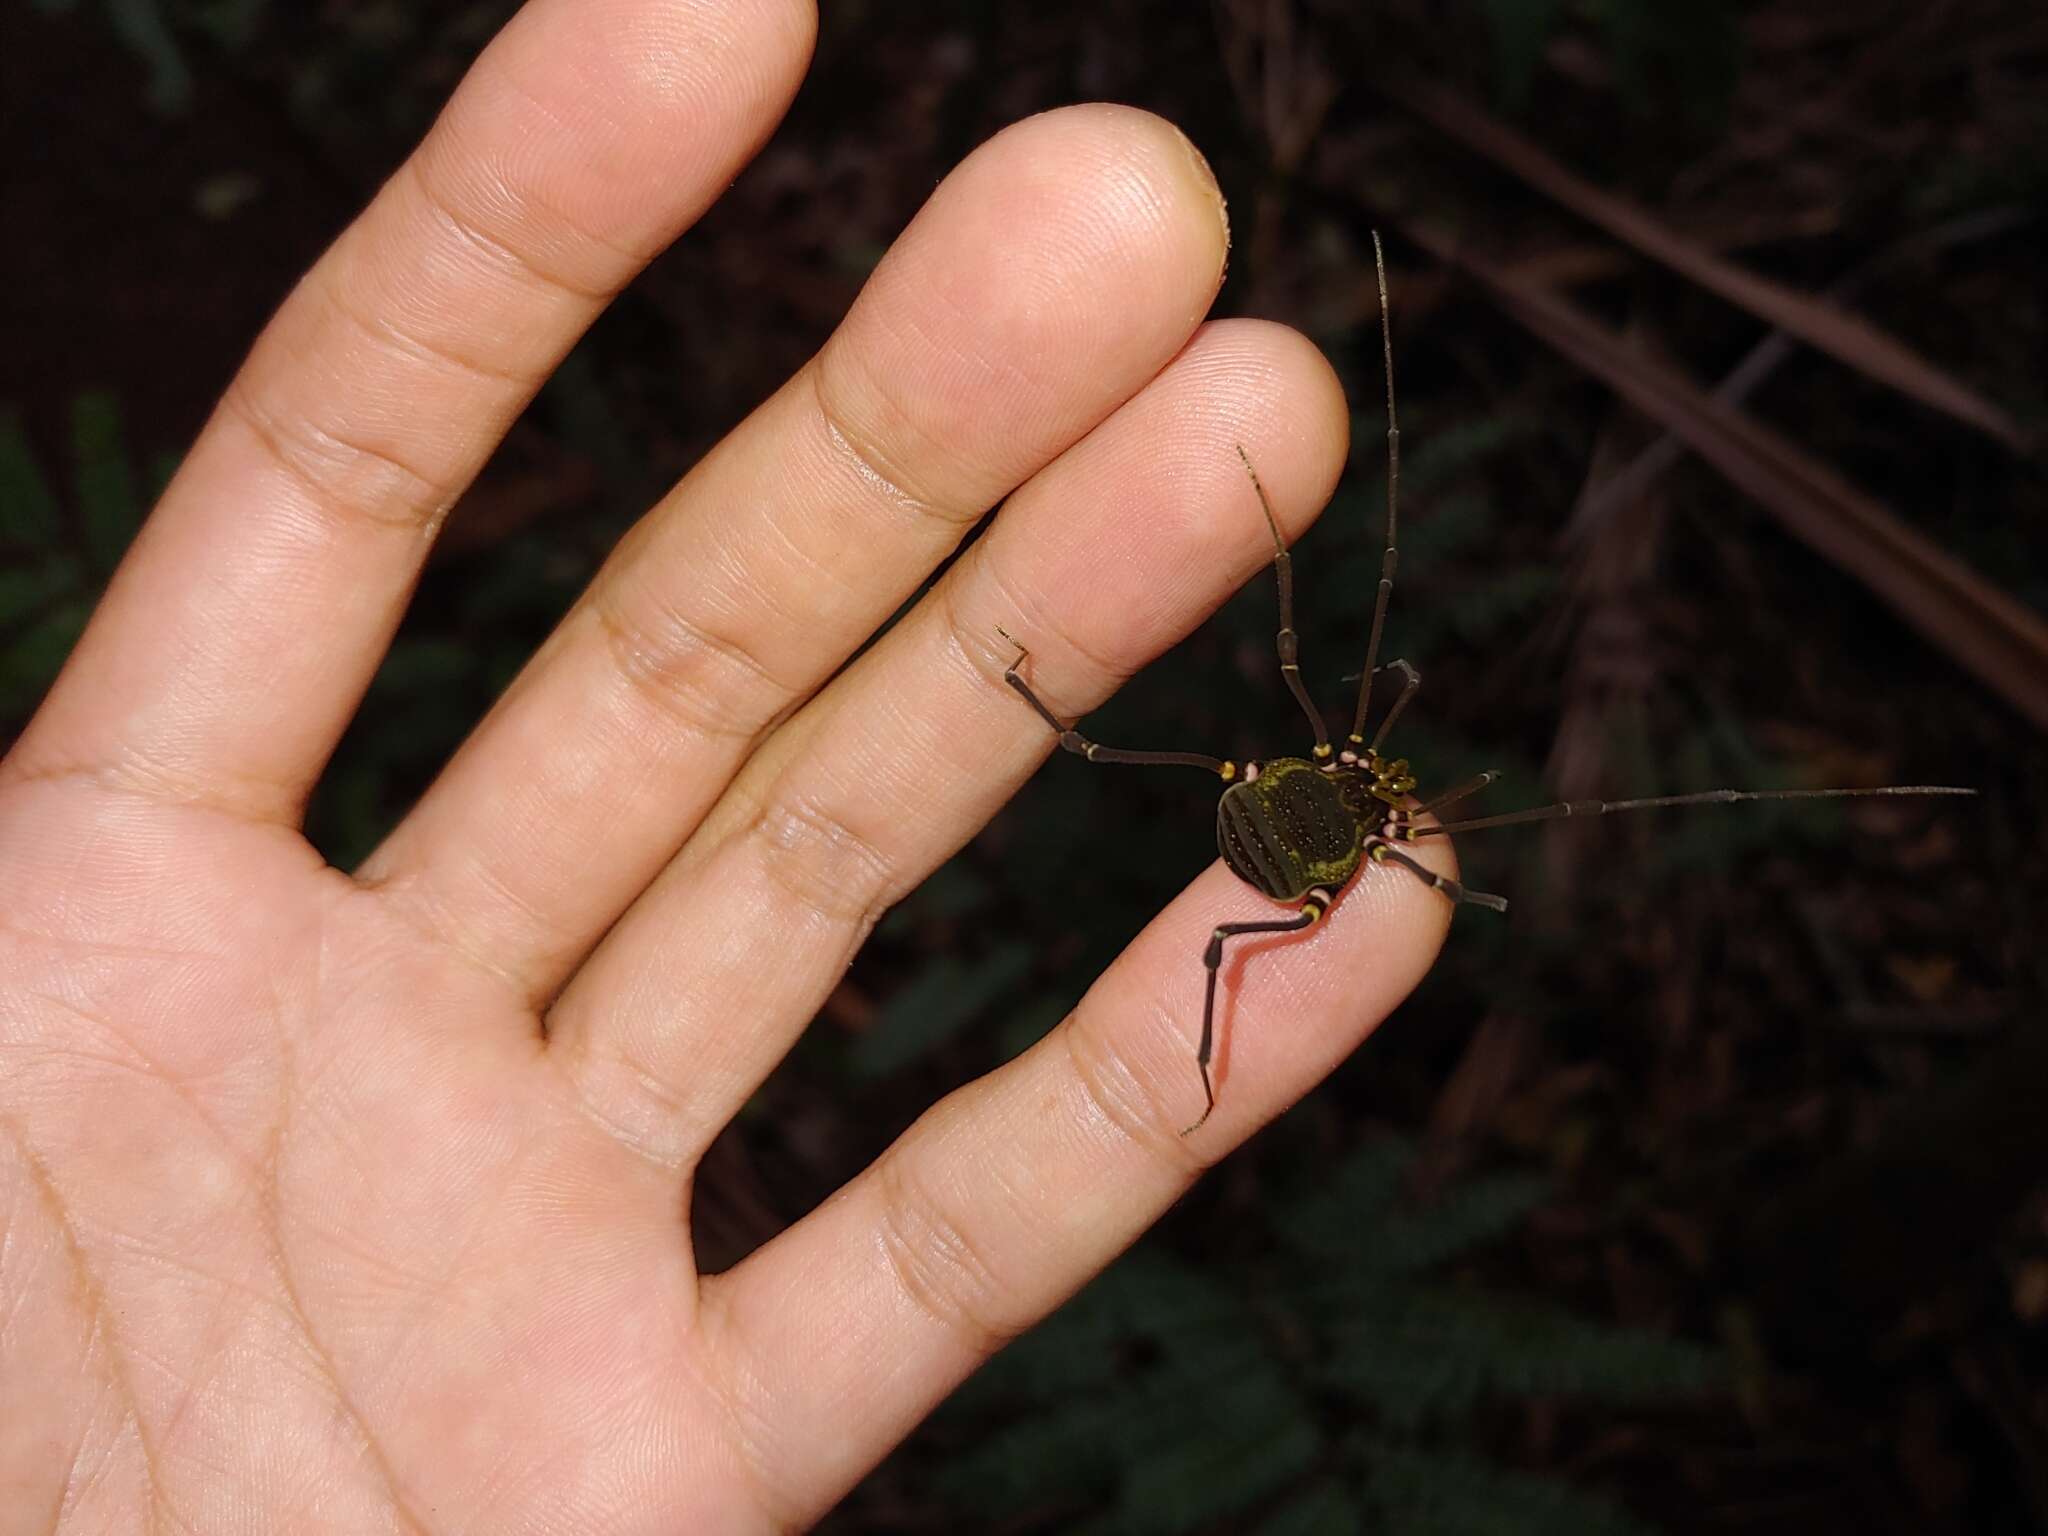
[878,856,992,937]
[105,0,195,115]
[937,1392,1128,1509]
[0,410,62,546]
[1447,563,1556,645]
[146,448,182,503]
[0,557,85,626]
[1275,1138,1550,1277]
[849,942,1033,1079]
[1481,0,1569,111]
[1258,1477,1366,1535]
[1371,1169,1552,1275]
[190,0,272,49]
[0,599,92,716]
[366,637,477,699]
[1274,1137,1412,1260]
[1363,1438,1665,1536]
[1403,413,1531,497]
[996,991,1069,1062]
[72,391,141,575]
[941,1251,1306,1531]
[1322,1288,1719,1427]
[1589,0,1741,128]
[1319,1284,1499,1427]
[1107,1369,1321,1534]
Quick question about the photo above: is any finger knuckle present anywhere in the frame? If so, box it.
[872,1150,1022,1360]
[590,582,792,747]
[809,353,968,532]
[1062,1005,1202,1171]
[222,375,462,541]
[745,787,896,930]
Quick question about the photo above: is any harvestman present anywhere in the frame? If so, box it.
[1000,235,1973,1134]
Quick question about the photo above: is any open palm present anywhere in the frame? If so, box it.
[0,2,1451,1528]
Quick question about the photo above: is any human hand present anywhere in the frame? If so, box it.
[0,1,1452,1527]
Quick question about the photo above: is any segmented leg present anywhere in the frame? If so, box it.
[1367,838,1508,912]
[1412,770,1499,820]
[1349,232,1401,745]
[1408,783,1976,838]
[1001,635,1235,777]
[1366,658,1421,754]
[1236,446,1330,759]
[1182,890,1331,1136]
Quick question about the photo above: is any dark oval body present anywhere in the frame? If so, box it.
[1216,757,1370,901]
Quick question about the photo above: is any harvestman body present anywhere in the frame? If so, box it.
[1000,235,1972,1135]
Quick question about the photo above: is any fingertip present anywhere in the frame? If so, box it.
[1209,318,1351,538]
[808,105,1238,517]
[989,103,1231,297]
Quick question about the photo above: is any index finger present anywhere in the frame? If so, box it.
[9,0,816,818]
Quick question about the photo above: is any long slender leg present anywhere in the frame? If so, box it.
[1182,891,1329,1136]
[1411,770,1499,820]
[1349,232,1400,746]
[1236,446,1330,759]
[1001,635,1235,777]
[1367,838,1508,913]
[1366,658,1420,754]
[1408,784,1976,838]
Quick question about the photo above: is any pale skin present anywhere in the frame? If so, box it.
[0,1,1456,1529]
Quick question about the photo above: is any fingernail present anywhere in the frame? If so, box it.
[1173,125,1230,264]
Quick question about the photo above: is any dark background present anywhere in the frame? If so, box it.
[5,1,2046,1531]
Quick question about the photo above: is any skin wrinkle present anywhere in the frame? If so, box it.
[0,914,206,963]
[906,274,1077,437]
[65,1216,280,1339]
[559,1046,697,1175]
[588,573,803,751]
[0,1108,172,1533]
[673,1315,796,1536]
[685,689,952,963]
[251,989,434,1536]
[1057,1002,1204,1172]
[280,1058,520,1326]
[316,266,549,398]
[368,845,571,1011]
[806,352,957,524]
[0,741,313,831]
[55,1408,108,1536]
[560,885,875,1173]
[740,786,898,931]
[464,4,811,270]
[20,993,257,1168]
[426,40,659,283]
[865,293,1072,493]
[399,154,616,305]
[966,544,1141,708]
[869,1150,1021,1364]
[339,868,532,1011]
[648,497,840,706]
[750,478,870,621]
[149,1276,275,1487]
[217,378,462,544]
[0,1147,85,1536]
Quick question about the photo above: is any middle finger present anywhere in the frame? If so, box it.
[546,317,1349,1169]
[360,106,1229,1002]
